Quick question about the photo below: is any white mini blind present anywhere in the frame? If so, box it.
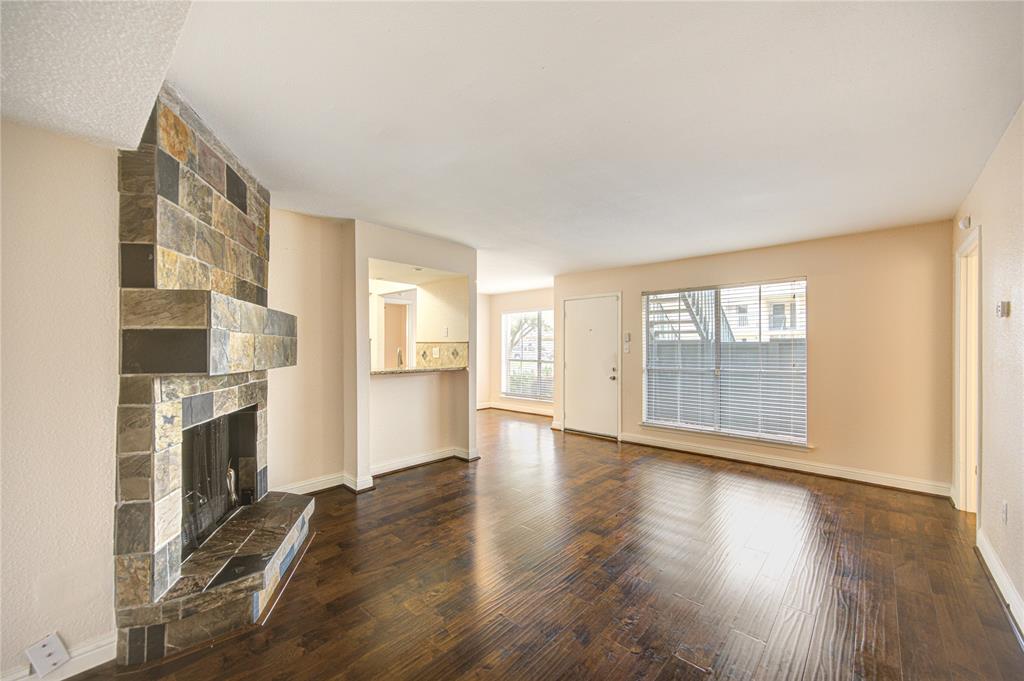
[501,309,555,401]
[642,279,807,444]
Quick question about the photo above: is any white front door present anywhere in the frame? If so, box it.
[564,295,619,438]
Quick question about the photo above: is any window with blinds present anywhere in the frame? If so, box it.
[642,279,807,444]
[501,309,555,401]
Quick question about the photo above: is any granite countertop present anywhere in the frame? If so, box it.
[370,366,468,376]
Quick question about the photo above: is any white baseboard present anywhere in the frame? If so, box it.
[370,448,464,476]
[619,431,951,496]
[273,471,370,494]
[977,528,1024,631]
[2,632,115,681]
[551,420,564,431]
[478,401,554,417]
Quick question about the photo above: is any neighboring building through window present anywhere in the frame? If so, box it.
[501,309,555,401]
[642,279,807,444]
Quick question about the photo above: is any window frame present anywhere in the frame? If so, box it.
[641,277,808,447]
[500,308,555,402]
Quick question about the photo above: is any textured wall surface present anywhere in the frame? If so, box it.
[955,104,1024,611]
[1,120,120,675]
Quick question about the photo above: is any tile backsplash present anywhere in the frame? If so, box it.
[416,342,469,369]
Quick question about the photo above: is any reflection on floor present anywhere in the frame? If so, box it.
[77,409,1023,680]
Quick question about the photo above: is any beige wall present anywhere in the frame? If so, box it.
[955,104,1023,619]
[416,276,469,342]
[476,293,491,406]
[485,288,555,416]
[267,208,349,492]
[369,370,469,474]
[554,221,954,493]
[1,121,120,675]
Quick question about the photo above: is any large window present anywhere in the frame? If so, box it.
[642,279,807,444]
[501,309,554,401]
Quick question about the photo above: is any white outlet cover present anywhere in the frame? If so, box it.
[24,633,70,678]
[432,347,440,358]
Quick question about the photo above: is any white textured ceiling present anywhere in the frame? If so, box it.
[1,1,190,148]
[163,3,1022,293]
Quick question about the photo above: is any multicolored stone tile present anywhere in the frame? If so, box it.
[157,105,195,165]
[119,193,157,243]
[156,198,196,256]
[196,138,226,195]
[178,165,213,225]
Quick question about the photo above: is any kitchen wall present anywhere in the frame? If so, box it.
[955,103,1024,624]
[1,120,120,677]
[416,276,468,341]
[484,288,555,416]
[554,221,954,494]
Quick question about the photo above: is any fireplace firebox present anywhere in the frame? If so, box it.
[181,405,257,558]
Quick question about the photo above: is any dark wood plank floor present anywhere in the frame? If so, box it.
[81,410,1022,680]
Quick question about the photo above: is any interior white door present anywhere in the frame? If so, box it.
[564,295,619,437]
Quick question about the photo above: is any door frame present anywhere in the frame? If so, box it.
[953,229,981,512]
[381,294,415,368]
[560,291,622,439]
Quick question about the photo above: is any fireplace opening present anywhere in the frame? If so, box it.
[181,405,257,559]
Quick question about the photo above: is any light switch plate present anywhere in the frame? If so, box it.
[24,633,69,678]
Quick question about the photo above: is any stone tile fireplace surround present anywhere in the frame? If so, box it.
[114,85,311,665]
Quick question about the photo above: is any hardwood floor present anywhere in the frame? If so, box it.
[80,409,1022,680]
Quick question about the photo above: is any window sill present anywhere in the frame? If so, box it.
[638,421,815,452]
[500,394,553,404]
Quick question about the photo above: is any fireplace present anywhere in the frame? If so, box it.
[113,85,310,667]
[180,406,257,559]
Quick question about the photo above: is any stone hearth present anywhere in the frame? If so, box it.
[113,84,310,666]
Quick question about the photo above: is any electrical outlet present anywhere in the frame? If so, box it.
[24,633,69,678]
[1002,501,1009,525]
[432,347,440,358]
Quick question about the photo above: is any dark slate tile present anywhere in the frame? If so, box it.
[156,149,179,204]
[119,376,155,405]
[145,623,165,662]
[121,329,208,374]
[234,279,261,306]
[116,502,151,554]
[206,552,274,590]
[183,392,214,428]
[225,165,247,212]
[119,193,157,243]
[256,286,268,307]
[127,626,146,666]
[118,145,156,194]
[120,243,155,288]
[264,309,297,337]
